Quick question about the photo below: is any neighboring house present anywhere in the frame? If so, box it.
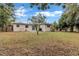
[12,23,51,32]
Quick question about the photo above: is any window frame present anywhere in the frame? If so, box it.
[16,24,19,27]
[25,25,28,28]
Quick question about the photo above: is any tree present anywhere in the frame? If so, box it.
[30,3,61,10]
[58,4,79,32]
[0,3,15,31]
[29,13,46,35]
[75,13,79,32]
[51,21,58,31]
[58,13,69,32]
[64,4,79,32]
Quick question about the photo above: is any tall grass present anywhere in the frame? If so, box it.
[0,32,79,55]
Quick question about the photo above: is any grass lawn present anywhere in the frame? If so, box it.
[0,32,79,56]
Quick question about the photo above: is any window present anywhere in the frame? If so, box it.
[32,26,35,30]
[25,25,28,28]
[39,28,42,31]
[17,24,19,27]
[47,24,50,27]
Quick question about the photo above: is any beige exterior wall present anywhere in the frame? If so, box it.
[13,24,26,32]
[40,25,51,32]
[13,24,51,32]
[25,25,32,32]
[45,25,51,32]
[40,25,46,32]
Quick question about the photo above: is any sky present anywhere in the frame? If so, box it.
[14,3,64,24]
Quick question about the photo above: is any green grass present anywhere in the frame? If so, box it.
[0,32,79,55]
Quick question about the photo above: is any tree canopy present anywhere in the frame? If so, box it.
[29,13,46,35]
[0,3,15,31]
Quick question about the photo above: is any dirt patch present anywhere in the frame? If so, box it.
[0,47,33,56]
[28,41,79,56]
[0,41,79,56]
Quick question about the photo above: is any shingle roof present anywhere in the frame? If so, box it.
[12,23,52,25]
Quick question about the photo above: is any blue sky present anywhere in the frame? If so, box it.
[14,3,64,24]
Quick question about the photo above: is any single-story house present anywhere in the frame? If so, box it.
[10,23,52,32]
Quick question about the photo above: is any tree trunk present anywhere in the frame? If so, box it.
[6,26,7,32]
[1,24,7,32]
[1,26,3,32]
[64,27,67,32]
[77,27,79,32]
[70,26,74,32]
[36,24,40,35]
[1,25,4,32]
[37,30,39,35]
[78,28,79,32]
[3,24,6,32]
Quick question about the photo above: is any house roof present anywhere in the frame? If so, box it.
[12,23,52,25]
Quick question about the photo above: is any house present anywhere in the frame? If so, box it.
[11,23,51,32]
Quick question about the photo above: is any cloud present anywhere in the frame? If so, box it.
[35,12,54,16]
[15,6,26,17]
[34,11,63,17]
[53,11,63,16]
[15,6,32,17]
